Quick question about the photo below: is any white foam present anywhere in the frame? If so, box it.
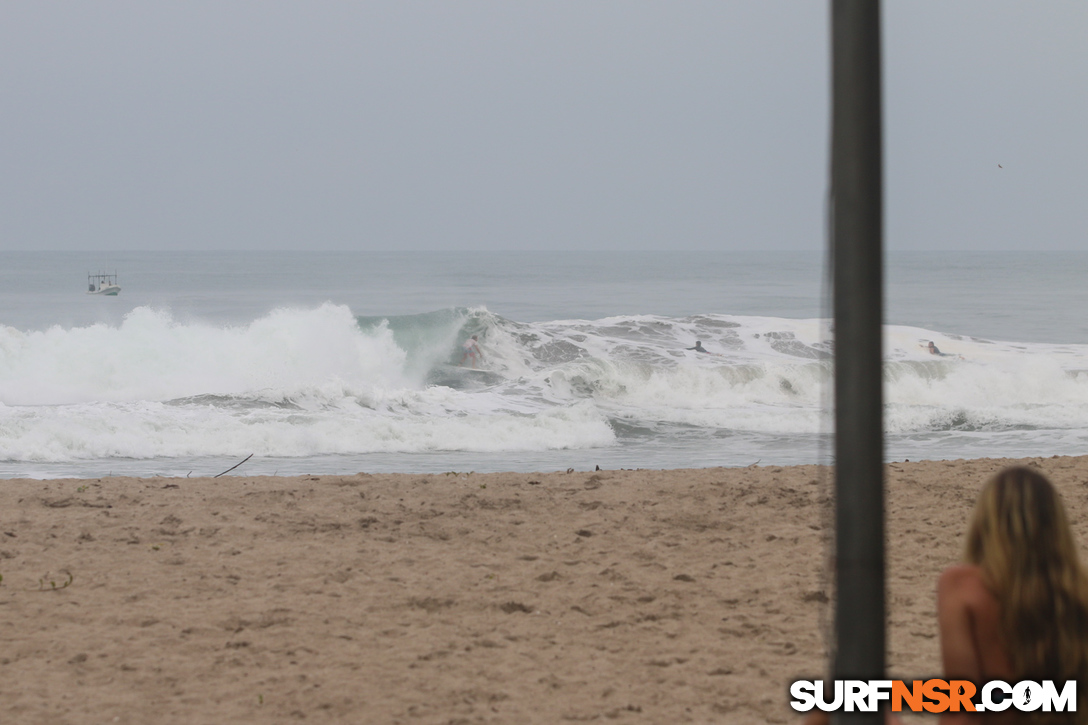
[477,313,1088,437]
[5,307,1088,463]
[0,304,408,405]
[0,398,614,461]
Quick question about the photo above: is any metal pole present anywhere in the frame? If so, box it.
[831,0,884,721]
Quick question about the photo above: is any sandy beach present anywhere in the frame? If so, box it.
[2,455,1086,723]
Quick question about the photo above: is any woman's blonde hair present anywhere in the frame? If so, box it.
[965,466,1088,685]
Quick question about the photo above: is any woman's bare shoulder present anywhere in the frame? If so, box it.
[939,564,986,588]
[938,564,997,608]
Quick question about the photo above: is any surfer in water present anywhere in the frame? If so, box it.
[460,335,483,368]
[687,341,710,354]
[925,341,963,359]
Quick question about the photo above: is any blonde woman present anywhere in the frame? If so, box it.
[938,466,1088,722]
[805,467,1088,724]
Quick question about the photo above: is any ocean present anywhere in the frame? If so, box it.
[2,250,1087,479]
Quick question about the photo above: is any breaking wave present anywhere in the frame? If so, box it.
[3,303,1088,463]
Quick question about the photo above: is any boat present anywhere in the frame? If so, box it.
[87,272,121,296]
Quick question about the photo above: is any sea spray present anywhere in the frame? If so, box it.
[4,305,1088,467]
[0,304,408,405]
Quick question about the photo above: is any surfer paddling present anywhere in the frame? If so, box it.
[460,335,483,369]
[923,341,964,360]
[686,340,721,356]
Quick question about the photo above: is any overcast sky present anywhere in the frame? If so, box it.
[2,1,1085,252]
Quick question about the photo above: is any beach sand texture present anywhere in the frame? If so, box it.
[3,456,1087,724]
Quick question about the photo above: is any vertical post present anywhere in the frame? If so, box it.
[831,0,884,722]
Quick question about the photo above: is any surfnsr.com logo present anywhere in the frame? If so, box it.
[790,679,1076,714]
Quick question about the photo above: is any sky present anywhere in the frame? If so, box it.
[1,1,1085,252]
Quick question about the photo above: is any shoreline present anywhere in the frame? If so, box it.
[2,455,1085,723]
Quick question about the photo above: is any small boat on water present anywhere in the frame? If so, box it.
[87,272,121,296]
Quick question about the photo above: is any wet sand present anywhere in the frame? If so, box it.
[2,456,1086,723]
